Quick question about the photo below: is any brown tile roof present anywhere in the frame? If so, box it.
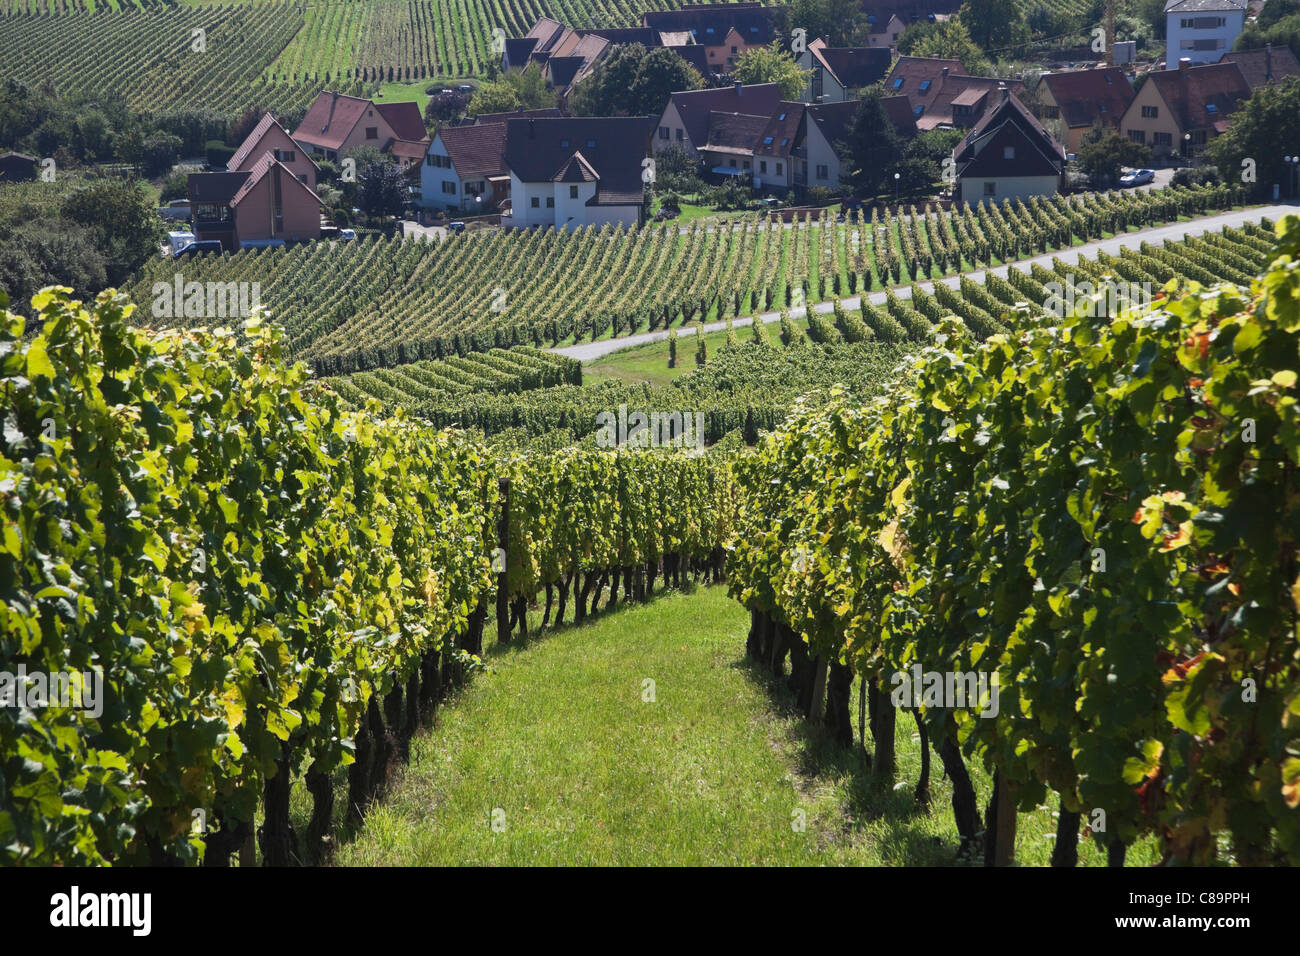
[437,123,508,178]
[667,44,710,75]
[1147,61,1251,131]
[1042,67,1134,130]
[580,27,657,45]
[888,64,1025,131]
[229,153,323,208]
[389,138,429,162]
[1220,45,1300,89]
[667,82,782,148]
[188,170,251,203]
[885,56,964,110]
[504,38,538,66]
[642,4,781,45]
[476,107,565,124]
[754,103,805,157]
[503,116,654,206]
[526,17,568,53]
[376,101,427,142]
[809,42,892,91]
[293,91,377,151]
[956,90,1066,177]
[860,0,961,22]
[880,95,918,136]
[704,111,771,154]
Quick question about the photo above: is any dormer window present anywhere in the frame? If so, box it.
[777,112,786,121]
[1205,103,1218,113]
[919,79,931,92]
[892,77,904,90]
[763,136,774,144]
[914,105,924,117]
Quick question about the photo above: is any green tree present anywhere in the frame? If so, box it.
[668,327,678,368]
[1077,126,1151,184]
[840,91,905,195]
[357,159,407,218]
[788,0,865,46]
[1207,77,1300,199]
[733,42,811,100]
[694,320,707,366]
[59,179,162,286]
[959,0,1029,52]
[469,63,555,115]
[896,127,963,194]
[897,19,989,73]
[570,44,704,117]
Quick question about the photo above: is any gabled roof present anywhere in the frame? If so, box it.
[642,3,782,45]
[436,122,508,179]
[955,90,1066,178]
[666,83,782,147]
[667,44,710,75]
[389,138,429,162]
[1220,45,1300,89]
[229,153,323,209]
[659,30,695,46]
[888,64,1025,131]
[293,91,382,151]
[1146,61,1251,131]
[547,55,587,91]
[580,27,657,45]
[554,151,600,182]
[805,100,858,148]
[526,17,569,53]
[188,170,251,203]
[1041,67,1134,129]
[503,116,654,207]
[0,150,38,163]
[229,112,320,172]
[880,95,919,136]
[703,111,771,154]
[1163,0,1245,11]
[807,40,892,92]
[376,101,428,142]
[476,107,565,124]
[754,102,805,157]
[884,56,963,109]
[504,37,539,65]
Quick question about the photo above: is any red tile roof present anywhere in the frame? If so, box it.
[229,153,323,209]
[808,41,891,90]
[293,91,377,151]
[1042,67,1135,130]
[753,102,805,157]
[1220,45,1300,89]
[955,90,1066,178]
[503,116,653,206]
[376,101,428,142]
[1147,61,1251,131]
[437,122,508,178]
[703,111,771,154]
[229,112,321,172]
[667,83,782,148]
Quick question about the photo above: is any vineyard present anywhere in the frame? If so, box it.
[129,183,1247,375]
[0,286,733,866]
[728,214,1300,866]
[0,0,724,114]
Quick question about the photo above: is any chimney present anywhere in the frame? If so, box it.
[528,119,535,138]
[941,66,949,77]
[998,81,1008,101]
[735,81,743,95]
[1179,57,1191,72]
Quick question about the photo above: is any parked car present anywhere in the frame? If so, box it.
[448,221,466,233]
[456,84,473,94]
[174,240,224,258]
[338,228,357,241]
[1119,168,1156,187]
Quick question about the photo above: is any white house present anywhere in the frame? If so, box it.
[420,123,509,212]
[503,116,654,230]
[1165,0,1247,65]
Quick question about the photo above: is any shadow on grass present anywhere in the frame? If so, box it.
[737,655,970,866]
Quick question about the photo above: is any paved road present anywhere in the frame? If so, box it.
[552,204,1293,363]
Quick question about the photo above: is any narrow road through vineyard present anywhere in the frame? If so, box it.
[334,587,1154,866]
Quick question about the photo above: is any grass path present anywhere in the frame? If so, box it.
[336,585,1155,866]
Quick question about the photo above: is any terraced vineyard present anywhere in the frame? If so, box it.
[129,184,1244,374]
[0,0,732,112]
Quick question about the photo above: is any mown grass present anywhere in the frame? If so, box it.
[334,585,1159,866]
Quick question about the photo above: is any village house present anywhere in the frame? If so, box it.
[1118,58,1251,158]
[864,13,907,48]
[291,92,429,170]
[0,151,38,182]
[1164,0,1247,65]
[655,82,783,155]
[642,3,783,71]
[188,154,323,251]
[1038,67,1135,154]
[228,112,320,189]
[421,122,510,213]
[884,56,1025,131]
[952,87,1066,206]
[1219,44,1300,91]
[798,38,892,103]
[503,116,655,230]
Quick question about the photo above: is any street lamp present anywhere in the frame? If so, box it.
[1286,156,1300,199]
[1184,131,1192,163]
[894,170,900,205]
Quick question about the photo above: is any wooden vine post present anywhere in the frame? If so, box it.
[808,657,829,721]
[496,476,510,646]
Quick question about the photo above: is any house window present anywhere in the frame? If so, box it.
[1142,105,1158,118]
[731,46,738,53]
[1044,105,1060,119]
[983,182,996,196]
[913,105,924,117]
[1128,129,1146,143]
[1003,146,1015,159]
[919,79,931,92]
[743,160,751,169]
[675,129,683,141]
[546,197,554,208]
[1153,131,1173,146]
[195,203,232,222]
[366,127,378,139]
[531,197,540,208]
[274,149,295,162]
[569,185,579,198]
[441,181,456,194]
[816,164,828,179]
[729,159,737,167]
[892,77,903,90]
[763,136,773,145]
[776,162,783,175]
[659,126,669,139]
[760,160,768,173]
